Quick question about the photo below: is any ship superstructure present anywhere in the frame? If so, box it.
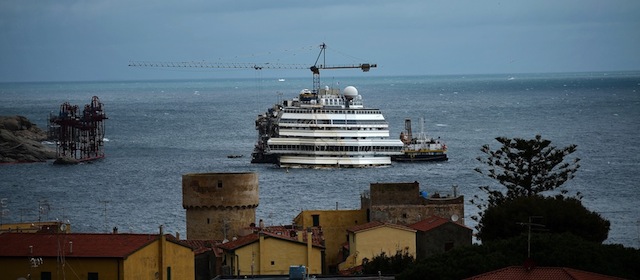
[251,85,403,168]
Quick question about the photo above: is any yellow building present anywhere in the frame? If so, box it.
[0,221,72,234]
[339,221,416,272]
[293,209,366,273]
[0,231,194,280]
[218,229,324,276]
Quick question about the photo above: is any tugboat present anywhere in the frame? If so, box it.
[391,118,448,162]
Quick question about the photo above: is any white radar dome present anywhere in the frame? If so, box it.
[343,86,359,99]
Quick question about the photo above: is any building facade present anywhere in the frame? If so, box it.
[218,230,324,276]
[361,182,465,225]
[339,221,416,272]
[0,231,194,280]
[293,209,366,273]
[409,215,473,259]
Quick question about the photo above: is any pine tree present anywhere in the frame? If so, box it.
[471,135,581,223]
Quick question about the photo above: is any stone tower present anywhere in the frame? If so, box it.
[182,172,259,240]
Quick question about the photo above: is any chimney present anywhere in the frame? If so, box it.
[175,232,180,240]
[159,225,164,235]
[112,227,118,234]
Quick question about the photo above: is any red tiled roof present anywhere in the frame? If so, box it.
[0,232,186,258]
[217,229,325,252]
[347,221,416,233]
[217,233,259,250]
[180,239,222,256]
[465,266,625,280]
[409,215,449,232]
[409,215,472,232]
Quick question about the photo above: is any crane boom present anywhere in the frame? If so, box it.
[128,43,376,92]
[309,43,376,92]
[127,61,310,70]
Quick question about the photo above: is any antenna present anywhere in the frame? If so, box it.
[100,200,110,233]
[517,216,545,258]
[0,198,8,225]
[38,199,50,222]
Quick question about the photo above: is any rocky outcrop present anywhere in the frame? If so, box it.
[0,116,56,163]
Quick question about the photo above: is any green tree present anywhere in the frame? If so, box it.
[397,233,640,280]
[477,195,610,243]
[471,135,581,223]
[362,251,415,275]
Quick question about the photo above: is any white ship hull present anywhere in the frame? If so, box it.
[279,155,392,168]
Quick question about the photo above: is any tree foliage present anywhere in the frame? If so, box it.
[471,135,581,222]
[397,233,640,280]
[362,251,415,275]
[477,195,610,243]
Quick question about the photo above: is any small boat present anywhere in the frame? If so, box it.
[391,118,448,162]
[227,154,243,158]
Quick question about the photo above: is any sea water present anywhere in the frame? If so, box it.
[1,72,639,248]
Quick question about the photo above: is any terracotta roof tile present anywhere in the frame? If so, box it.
[180,239,222,255]
[409,215,449,232]
[0,232,182,258]
[217,228,326,252]
[238,225,325,246]
[347,221,415,233]
[409,215,472,232]
[217,233,259,250]
[465,266,625,280]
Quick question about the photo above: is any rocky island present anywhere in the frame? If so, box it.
[0,115,56,163]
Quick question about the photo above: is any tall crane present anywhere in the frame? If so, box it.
[128,43,376,93]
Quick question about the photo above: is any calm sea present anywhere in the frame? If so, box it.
[1,72,639,248]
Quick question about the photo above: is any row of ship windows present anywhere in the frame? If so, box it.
[284,109,381,115]
[269,144,402,152]
[280,127,386,131]
[280,119,387,125]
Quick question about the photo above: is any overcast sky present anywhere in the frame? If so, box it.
[1,0,639,82]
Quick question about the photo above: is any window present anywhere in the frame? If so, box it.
[41,272,52,280]
[88,272,98,280]
[217,180,223,188]
[312,214,320,227]
[444,242,454,252]
[167,267,171,280]
[271,261,275,265]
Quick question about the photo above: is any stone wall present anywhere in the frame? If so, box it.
[363,182,465,226]
[182,172,259,240]
[369,182,421,205]
[369,198,465,225]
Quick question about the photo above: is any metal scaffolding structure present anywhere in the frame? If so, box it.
[49,96,107,163]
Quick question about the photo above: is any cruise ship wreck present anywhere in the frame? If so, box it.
[251,47,403,168]
[251,45,403,168]
[251,86,403,168]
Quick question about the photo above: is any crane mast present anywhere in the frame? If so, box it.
[129,43,376,93]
